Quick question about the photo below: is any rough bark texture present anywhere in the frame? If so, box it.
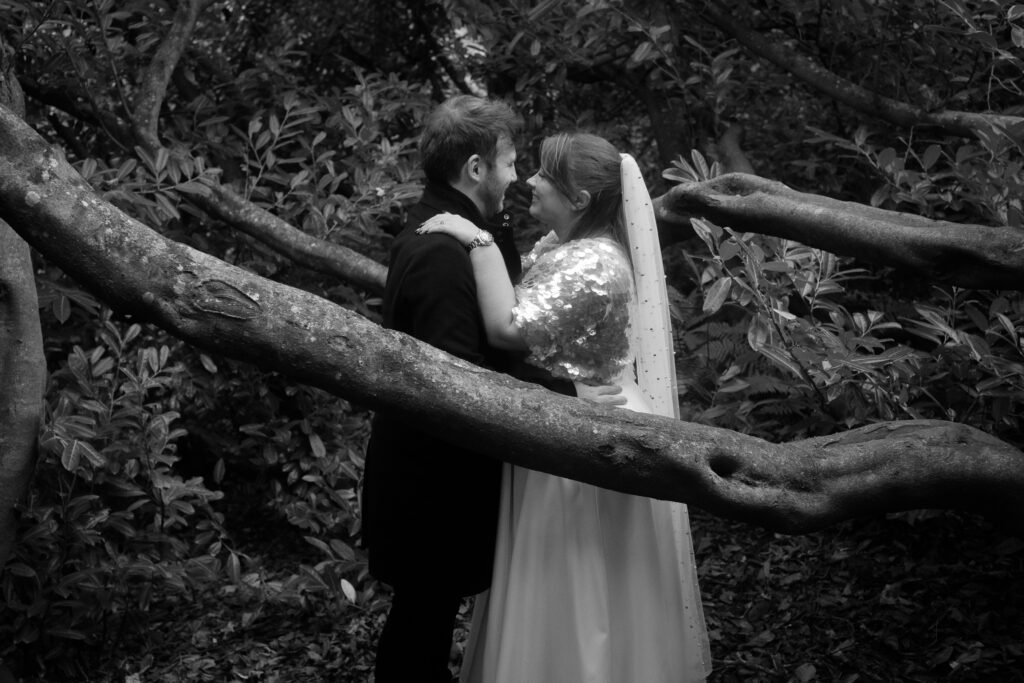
[2,102,1023,534]
[700,2,1024,139]
[131,0,205,151]
[654,173,1024,291]
[0,74,45,569]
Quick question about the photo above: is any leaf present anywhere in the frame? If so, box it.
[7,562,37,579]
[528,0,559,21]
[304,536,333,557]
[61,440,82,471]
[176,180,210,196]
[876,147,896,169]
[330,539,355,561]
[994,537,1024,555]
[747,315,770,350]
[154,147,169,174]
[46,628,87,641]
[53,294,71,323]
[630,41,653,64]
[703,277,732,315]
[921,144,942,170]
[1010,4,1024,21]
[227,552,241,583]
[794,663,817,681]
[718,240,740,261]
[309,433,327,459]
[340,578,357,603]
[199,354,218,373]
[690,218,720,251]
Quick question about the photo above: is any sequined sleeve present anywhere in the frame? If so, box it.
[512,238,633,384]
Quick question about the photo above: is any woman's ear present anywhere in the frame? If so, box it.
[573,190,592,210]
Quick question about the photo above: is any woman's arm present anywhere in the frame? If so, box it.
[418,213,528,350]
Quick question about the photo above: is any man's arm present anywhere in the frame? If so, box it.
[401,236,487,365]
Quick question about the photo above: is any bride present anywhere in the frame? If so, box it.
[419,132,712,682]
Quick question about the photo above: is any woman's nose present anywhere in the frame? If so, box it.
[526,174,538,188]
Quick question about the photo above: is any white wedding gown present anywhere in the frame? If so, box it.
[459,234,711,682]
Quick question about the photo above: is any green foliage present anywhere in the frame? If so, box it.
[903,289,1024,442]
[230,72,428,244]
[177,355,377,615]
[669,149,1024,444]
[670,153,913,438]
[0,314,228,678]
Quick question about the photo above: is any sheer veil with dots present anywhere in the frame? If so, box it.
[620,152,713,676]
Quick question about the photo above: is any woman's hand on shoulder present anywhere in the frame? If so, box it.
[417,213,479,247]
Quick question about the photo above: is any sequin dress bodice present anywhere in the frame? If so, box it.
[512,233,633,385]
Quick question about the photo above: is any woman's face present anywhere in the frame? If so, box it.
[526,169,578,239]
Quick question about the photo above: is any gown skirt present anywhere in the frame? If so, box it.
[459,379,711,682]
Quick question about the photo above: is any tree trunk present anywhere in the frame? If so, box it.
[0,72,45,570]
[1,101,1023,534]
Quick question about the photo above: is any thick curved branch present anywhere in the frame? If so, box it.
[20,80,387,293]
[699,2,1024,138]
[2,103,1023,534]
[188,183,387,293]
[655,172,1024,291]
[131,0,205,151]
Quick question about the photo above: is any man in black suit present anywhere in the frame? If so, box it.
[361,95,579,682]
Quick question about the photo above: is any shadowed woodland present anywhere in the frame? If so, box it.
[1,0,1024,680]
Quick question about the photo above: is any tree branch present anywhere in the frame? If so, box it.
[698,1,1024,139]
[188,183,387,293]
[19,76,133,144]
[131,0,205,152]
[2,102,1022,535]
[20,80,386,293]
[654,172,1024,291]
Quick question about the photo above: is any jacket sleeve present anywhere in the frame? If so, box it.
[400,236,487,366]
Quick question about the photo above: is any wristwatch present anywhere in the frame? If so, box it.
[466,229,495,252]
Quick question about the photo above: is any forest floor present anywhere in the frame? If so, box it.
[67,503,1024,683]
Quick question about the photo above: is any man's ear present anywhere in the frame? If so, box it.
[573,189,592,210]
[464,154,483,182]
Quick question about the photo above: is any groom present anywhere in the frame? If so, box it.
[361,96,578,682]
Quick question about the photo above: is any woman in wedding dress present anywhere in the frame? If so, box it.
[419,132,712,682]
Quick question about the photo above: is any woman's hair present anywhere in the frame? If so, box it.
[420,95,522,185]
[539,132,625,245]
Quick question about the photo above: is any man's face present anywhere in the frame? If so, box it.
[478,136,518,216]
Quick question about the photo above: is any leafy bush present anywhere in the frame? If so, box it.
[175,354,378,616]
[667,150,1024,447]
[0,315,228,678]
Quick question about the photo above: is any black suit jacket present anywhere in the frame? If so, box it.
[361,182,573,595]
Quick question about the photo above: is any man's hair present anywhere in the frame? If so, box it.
[419,95,521,185]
